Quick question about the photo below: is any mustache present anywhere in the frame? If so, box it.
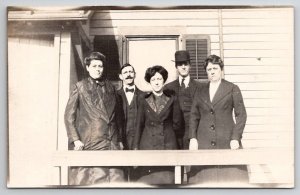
[125,76,134,79]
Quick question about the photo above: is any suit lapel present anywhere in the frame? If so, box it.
[211,79,232,106]
[102,82,116,122]
[200,83,213,108]
[189,79,198,97]
[118,88,128,120]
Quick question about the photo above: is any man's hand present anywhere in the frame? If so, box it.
[189,138,198,150]
[73,140,84,150]
[230,140,239,150]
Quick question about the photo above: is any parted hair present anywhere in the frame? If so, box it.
[144,65,168,83]
[204,54,224,70]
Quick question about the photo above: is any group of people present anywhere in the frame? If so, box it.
[64,50,248,186]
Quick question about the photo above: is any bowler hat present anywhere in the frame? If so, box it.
[174,50,190,62]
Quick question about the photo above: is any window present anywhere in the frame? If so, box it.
[182,35,210,80]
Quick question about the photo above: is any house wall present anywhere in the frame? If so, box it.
[8,34,60,186]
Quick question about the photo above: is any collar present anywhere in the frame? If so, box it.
[152,90,163,97]
[210,78,222,86]
[123,85,135,92]
[179,75,190,86]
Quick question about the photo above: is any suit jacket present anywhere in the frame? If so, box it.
[189,79,247,149]
[117,86,143,149]
[64,77,123,150]
[133,91,183,150]
[164,78,201,139]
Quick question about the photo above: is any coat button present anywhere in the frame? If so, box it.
[210,125,215,130]
[211,141,216,146]
[210,109,214,114]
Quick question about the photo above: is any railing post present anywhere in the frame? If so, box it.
[60,166,69,185]
[175,166,181,184]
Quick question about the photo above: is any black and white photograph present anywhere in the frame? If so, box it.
[7,4,294,188]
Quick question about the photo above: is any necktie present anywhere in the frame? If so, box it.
[126,88,134,93]
[181,78,186,88]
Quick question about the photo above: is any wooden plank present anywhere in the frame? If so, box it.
[52,148,293,167]
[224,42,292,50]
[222,18,292,27]
[244,99,288,108]
[224,57,292,66]
[90,19,219,27]
[92,10,219,20]
[223,26,292,34]
[246,116,292,125]
[186,26,219,35]
[244,124,293,133]
[226,74,292,82]
[225,65,291,74]
[241,90,291,99]
[224,49,290,58]
[242,140,293,148]
[222,9,293,19]
[243,132,292,140]
[223,34,292,42]
[245,107,292,116]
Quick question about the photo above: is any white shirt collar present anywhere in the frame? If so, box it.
[179,75,190,87]
[123,84,135,91]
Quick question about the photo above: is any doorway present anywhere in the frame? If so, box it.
[125,36,179,92]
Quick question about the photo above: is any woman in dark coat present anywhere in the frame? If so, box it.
[133,65,183,184]
[188,55,249,185]
[64,52,124,185]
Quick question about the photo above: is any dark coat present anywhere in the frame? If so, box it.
[64,77,124,185]
[188,79,248,183]
[164,78,200,148]
[133,91,183,150]
[117,86,143,150]
[132,91,183,184]
[64,77,123,150]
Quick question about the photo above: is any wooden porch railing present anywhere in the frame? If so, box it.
[52,147,293,186]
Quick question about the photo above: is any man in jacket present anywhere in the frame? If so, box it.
[117,63,143,181]
[117,63,143,150]
[64,51,124,185]
[164,50,200,150]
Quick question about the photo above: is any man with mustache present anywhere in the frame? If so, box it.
[117,63,143,151]
[117,63,143,181]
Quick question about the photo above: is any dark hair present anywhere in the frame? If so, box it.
[144,65,168,83]
[204,55,224,70]
[119,63,135,74]
[84,52,106,67]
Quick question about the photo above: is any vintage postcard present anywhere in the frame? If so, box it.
[7,5,294,188]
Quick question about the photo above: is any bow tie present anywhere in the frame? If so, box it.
[125,88,134,93]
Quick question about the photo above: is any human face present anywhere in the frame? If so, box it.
[86,60,104,80]
[150,72,165,93]
[206,62,222,82]
[119,66,135,86]
[176,61,191,77]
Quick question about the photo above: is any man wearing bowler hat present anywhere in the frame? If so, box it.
[164,50,201,150]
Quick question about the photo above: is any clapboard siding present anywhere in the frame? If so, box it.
[221,8,293,170]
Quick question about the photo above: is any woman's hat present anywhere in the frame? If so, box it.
[174,50,190,62]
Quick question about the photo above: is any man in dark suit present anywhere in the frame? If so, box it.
[117,63,143,150]
[164,50,200,150]
[117,63,143,182]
